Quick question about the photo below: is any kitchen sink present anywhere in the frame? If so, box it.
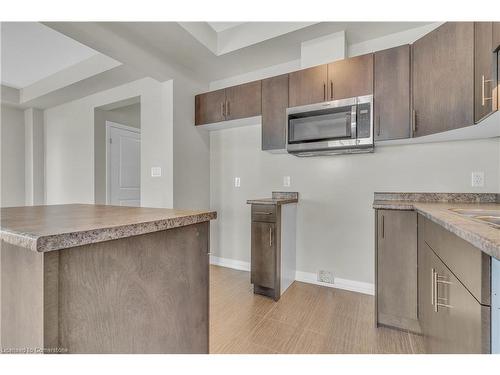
[449,208,500,229]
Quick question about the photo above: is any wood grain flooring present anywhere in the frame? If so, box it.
[209,265,426,354]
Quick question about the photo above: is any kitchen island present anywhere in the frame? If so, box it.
[0,204,216,354]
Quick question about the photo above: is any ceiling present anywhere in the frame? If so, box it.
[1,22,99,88]
[2,21,436,109]
[207,22,243,32]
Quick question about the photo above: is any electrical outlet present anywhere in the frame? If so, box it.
[151,167,162,177]
[234,177,241,188]
[283,176,291,187]
[318,270,335,284]
[471,171,484,187]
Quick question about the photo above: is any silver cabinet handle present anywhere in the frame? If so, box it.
[481,75,493,106]
[269,227,273,247]
[381,214,385,239]
[377,114,381,137]
[259,212,272,215]
[433,270,454,311]
[221,102,225,117]
[431,268,435,306]
[226,100,230,116]
[412,110,417,136]
[330,80,334,100]
[323,83,326,101]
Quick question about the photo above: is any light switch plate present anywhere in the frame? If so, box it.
[471,171,484,187]
[283,176,291,187]
[151,167,162,177]
[234,177,241,188]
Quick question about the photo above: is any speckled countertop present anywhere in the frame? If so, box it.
[373,193,500,259]
[247,191,299,205]
[0,204,217,253]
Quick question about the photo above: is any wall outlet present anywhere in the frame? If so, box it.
[471,171,484,187]
[234,177,241,188]
[318,270,335,284]
[151,167,162,177]
[283,176,291,187]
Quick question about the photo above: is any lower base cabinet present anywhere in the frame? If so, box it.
[418,215,490,353]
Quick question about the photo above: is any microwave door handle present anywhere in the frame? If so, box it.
[350,105,357,139]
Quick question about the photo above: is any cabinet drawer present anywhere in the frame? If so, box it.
[422,215,490,305]
[251,204,277,222]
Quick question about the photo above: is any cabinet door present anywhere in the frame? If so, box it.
[251,221,276,289]
[376,210,419,332]
[412,22,474,136]
[225,80,262,121]
[427,245,490,354]
[493,22,500,51]
[374,45,411,140]
[289,64,327,107]
[195,89,226,125]
[262,74,288,151]
[329,53,373,100]
[474,22,497,123]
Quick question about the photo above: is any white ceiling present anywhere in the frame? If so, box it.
[207,22,243,33]
[1,22,98,88]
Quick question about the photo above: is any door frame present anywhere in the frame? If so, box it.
[105,120,141,205]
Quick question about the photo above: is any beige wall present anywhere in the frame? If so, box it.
[210,123,500,284]
[0,104,25,207]
[94,102,141,204]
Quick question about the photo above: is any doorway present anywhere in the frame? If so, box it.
[106,121,141,206]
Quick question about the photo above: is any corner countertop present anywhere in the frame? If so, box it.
[373,192,500,260]
[247,191,299,206]
[0,204,217,253]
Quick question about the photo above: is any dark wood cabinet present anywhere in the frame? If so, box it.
[374,45,411,141]
[329,53,373,100]
[288,64,328,107]
[375,209,419,332]
[195,89,226,126]
[418,215,490,354]
[262,74,289,151]
[412,22,474,137]
[195,81,261,126]
[225,80,262,121]
[251,221,276,290]
[493,22,500,51]
[474,22,497,123]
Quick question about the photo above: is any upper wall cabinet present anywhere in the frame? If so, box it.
[288,64,328,107]
[195,89,226,126]
[374,45,411,141]
[329,53,373,100]
[474,22,498,123]
[194,81,261,126]
[225,81,262,121]
[262,74,289,151]
[493,22,500,51]
[412,22,474,137]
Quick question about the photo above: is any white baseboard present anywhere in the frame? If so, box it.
[210,255,250,271]
[210,256,374,296]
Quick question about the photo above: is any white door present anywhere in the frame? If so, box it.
[106,122,141,206]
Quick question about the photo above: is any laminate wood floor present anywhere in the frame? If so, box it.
[209,265,425,354]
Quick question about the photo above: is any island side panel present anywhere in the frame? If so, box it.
[58,222,209,354]
[1,241,44,352]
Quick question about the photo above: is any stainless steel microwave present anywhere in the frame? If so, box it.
[286,95,374,156]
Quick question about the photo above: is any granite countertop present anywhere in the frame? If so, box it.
[373,193,500,260]
[0,204,217,253]
[247,191,299,206]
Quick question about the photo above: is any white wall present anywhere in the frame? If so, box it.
[1,104,25,207]
[44,77,174,207]
[210,124,500,284]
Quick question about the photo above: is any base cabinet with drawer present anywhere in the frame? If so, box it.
[250,203,297,301]
[418,215,491,354]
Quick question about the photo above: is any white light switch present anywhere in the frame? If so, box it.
[234,177,241,188]
[283,176,291,187]
[471,171,484,187]
[151,167,162,177]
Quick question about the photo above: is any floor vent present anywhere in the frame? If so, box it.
[317,270,335,284]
